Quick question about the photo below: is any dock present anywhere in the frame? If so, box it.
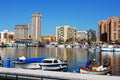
[0,67,120,80]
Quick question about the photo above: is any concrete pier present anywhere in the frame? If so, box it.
[0,67,120,80]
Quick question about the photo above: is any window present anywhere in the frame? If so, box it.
[119,30,120,39]
[119,19,120,24]
[114,33,116,39]
[54,60,58,63]
[104,23,106,32]
[42,60,52,63]
[114,22,117,31]
[119,26,120,30]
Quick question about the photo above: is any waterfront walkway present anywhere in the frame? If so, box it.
[0,67,120,80]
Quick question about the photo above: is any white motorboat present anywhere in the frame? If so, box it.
[40,58,68,71]
[113,48,120,52]
[101,48,113,52]
[13,56,45,69]
[100,44,114,52]
[57,44,65,48]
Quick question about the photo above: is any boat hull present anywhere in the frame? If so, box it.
[101,48,120,52]
[14,62,41,69]
[114,48,120,52]
[101,48,113,52]
[40,63,68,71]
[14,57,45,69]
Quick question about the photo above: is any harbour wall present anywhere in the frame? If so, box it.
[0,67,120,80]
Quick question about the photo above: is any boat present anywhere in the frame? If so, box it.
[101,48,113,52]
[101,48,120,52]
[80,65,112,75]
[40,58,68,71]
[66,44,72,48]
[13,56,45,69]
[100,44,114,52]
[113,48,120,52]
[57,44,65,48]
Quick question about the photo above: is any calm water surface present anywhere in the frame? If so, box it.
[0,47,120,76]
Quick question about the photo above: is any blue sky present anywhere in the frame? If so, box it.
[0,0,120,36]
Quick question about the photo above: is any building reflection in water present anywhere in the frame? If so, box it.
[99,52,120,76]
[0,47,120,76]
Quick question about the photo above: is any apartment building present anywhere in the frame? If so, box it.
[14,23,30,40]
[98,16,120,43]
[56,25,77,42]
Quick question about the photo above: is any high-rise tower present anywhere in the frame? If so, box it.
[32,12,42,41]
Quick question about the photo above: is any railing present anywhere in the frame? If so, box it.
[0,67,120,80]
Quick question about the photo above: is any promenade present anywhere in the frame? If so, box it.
[0,67,120,80]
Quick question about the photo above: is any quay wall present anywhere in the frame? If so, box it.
[0,67,120,80]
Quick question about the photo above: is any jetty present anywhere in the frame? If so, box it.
[0,67,120,80]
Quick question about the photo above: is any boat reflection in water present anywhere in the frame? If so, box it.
[0,47,120,76]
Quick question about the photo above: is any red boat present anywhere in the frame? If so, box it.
[80,65,112,75]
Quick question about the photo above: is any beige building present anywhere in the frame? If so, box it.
[56,25,77,42]
[0,30,14,43]
[98,16,120,43]
[14,23,30,40]
[41,35,56,42]
[32,12,42,41]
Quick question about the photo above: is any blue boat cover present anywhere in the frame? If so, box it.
[16,58,45,63]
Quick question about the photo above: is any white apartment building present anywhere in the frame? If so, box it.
[56,25,77,42]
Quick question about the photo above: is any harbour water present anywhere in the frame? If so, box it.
[0,47,120,76]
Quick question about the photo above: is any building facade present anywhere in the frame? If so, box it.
[56,25,77,42]
[98,16,120,43]
[41,35,56,42]
[32,12,42,41]
[88,29,96,42]
[0,30,14,43]
[14,23,30,40]
[77,31,88,41]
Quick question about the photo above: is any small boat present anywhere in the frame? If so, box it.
[101,48,113,52]
[13,56,45,69]
[40,58,68,71]
[80,65,112,75]
[57,44,65,48]
[113,48,120,52]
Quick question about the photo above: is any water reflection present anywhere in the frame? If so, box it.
[99,51,120,76]
[0,47,120,76]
